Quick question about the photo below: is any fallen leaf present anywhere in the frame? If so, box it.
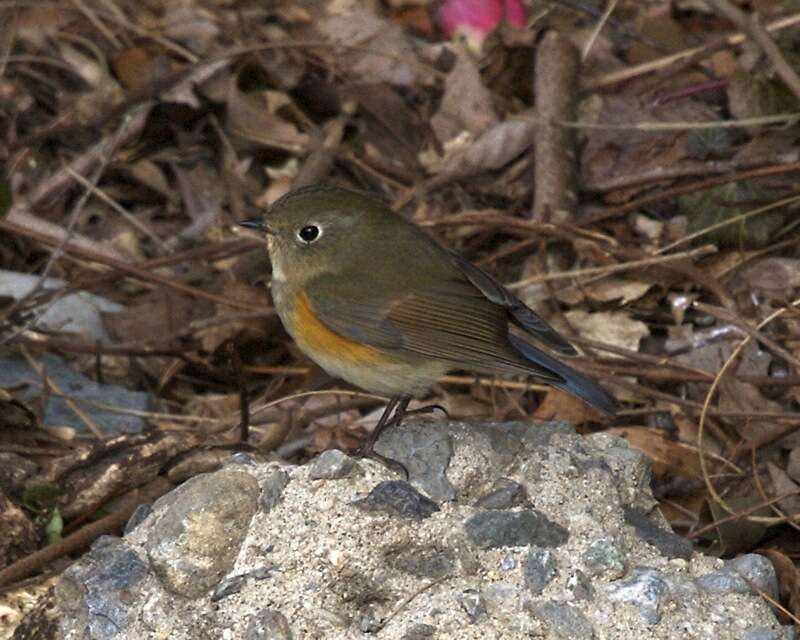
[563,310,649,357]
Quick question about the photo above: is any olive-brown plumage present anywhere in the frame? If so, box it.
[240,185,615,421]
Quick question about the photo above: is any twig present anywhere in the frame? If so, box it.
[581,0,619,61]
[584,11,800,90]
[705,0,800,101]
[697,297,800,525]
[532,31,580,223]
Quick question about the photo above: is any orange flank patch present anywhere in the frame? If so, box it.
[292,291,387,363]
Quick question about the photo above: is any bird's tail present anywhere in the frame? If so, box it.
[508,334,616,417]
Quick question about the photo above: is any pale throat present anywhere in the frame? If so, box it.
[267,236,286,283]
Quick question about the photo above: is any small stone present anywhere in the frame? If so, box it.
[401,623,436,639]
[309,449,358,479]
[524,547,558,594]
[145,469,260,598]
[458,588,486,622]
[605,566,668,625]
[374,423,454,501]
[529,601,595,640]
[123,503,153,535]
[473,478,529,510]
[261,468,290,513]
[624,506,693,560]
[566,570,594,601]
[500,555,516,571]
[464,510,568,549]
[582,537,627,579]
[245,608,293,640]
[353,481,439,520]
[249,565,273,580]
[695,554,779,600]
[211,574,247,601]
[230,452,257,466]
[54,539,149,639]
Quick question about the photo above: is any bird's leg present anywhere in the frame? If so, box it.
[354,395,411,478]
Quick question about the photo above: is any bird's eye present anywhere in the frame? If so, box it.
[297,224,321,244]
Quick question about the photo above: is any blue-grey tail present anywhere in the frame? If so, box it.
[508,334,616,417]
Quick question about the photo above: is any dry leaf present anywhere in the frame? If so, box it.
[533,388,602,422]
[563,310,649,357]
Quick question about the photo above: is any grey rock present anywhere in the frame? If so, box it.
[309,449,359,479]
[145,468,260,598]
[566,570,594,601]
[54,539,149,639]
[530,601,595,640]
[606,566,669,625]
[459,588,486,622]
[401,623,436,639]
[582,537,627,579]
[0,269,124,341]
[695,554,779,600]
[482,581,518,611]
[230,452,257,466]
[464,510,568,549]
[0,354,151,435]
[624,506,693,560]
[123,503,152,535]
[524,547,558,594]
[211,573,247,601]
[261,468,290,513]
[473,478,529,510]
[740,627,782,640]
[245,608,293,640]
[353,481,439,520]
[375,423,454,501]
[488,421,572,457]
[500,554,516,571]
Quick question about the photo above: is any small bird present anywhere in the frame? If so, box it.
[240,185,615,469]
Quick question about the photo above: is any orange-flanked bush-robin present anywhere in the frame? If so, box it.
[240,186,615,470]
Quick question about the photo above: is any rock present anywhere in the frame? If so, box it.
[566,570,594,601]
[353,480,439,519]
[211,573,247,601]
[144,468,260,598]
[24,420,787,640]
[606,566,669,625]
[582,537,627,579]
[523,547,558,594]
[54,538,149,639]
[458,588,486,622]
[401,623,436,639]
[473,478,529,509]
[245,608,293,640]
[0,354,151,435]
[624,506,693,560]
[309,449,359,479]
[740,627,783,640]
[695,554,779,600]
[261,467,290,513]
[374,423,454,501]
[529,601,595,640]
[464,509,568,549]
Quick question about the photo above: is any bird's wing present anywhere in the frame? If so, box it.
[305,275,561,381]
[449,252,577,355]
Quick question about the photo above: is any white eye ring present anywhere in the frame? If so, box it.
[296,223,323,244]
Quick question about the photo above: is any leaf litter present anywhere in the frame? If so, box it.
[1,0,800,628]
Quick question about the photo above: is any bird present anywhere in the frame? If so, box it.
[239,185,615,471]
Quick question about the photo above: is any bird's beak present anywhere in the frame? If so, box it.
[237,219,275,235]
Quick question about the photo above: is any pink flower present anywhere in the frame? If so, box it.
[438,0,526,42]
